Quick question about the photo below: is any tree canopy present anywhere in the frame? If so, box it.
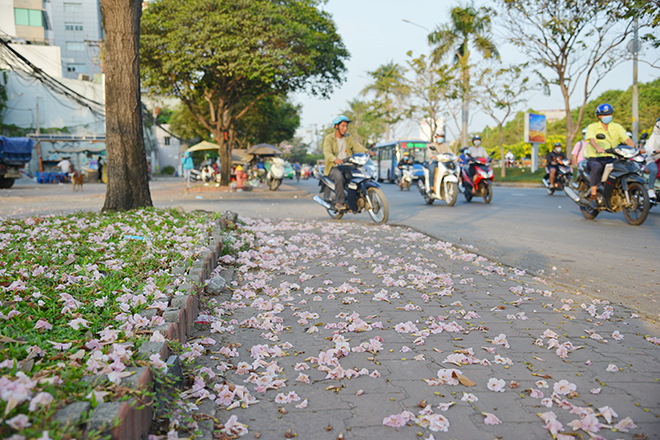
[140,0,348,184]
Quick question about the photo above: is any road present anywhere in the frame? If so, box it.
[1,176,659,317]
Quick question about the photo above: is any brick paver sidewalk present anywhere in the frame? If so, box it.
[183,218,660,440]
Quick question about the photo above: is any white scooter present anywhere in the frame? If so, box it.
[267,157,285,191]
[417,150,460,206]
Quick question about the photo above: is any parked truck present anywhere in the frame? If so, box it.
[0,136,34,188]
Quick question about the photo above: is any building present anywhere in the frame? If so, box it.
[0,0,49,45]
[538,109,566,124]
[153,124,182,174]
[49,0,103,79]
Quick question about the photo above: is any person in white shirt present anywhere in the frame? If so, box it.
[466,135,488,158]
[645,117,660,200]
[57,158,71,174]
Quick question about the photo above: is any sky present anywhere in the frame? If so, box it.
[292,0,660,146]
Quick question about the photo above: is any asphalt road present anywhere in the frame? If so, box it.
[2,176,659,318]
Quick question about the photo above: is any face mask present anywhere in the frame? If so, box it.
[601,115,613,124]
[436,137,445,144]
[555,148,561,153]
[474,141,481,147]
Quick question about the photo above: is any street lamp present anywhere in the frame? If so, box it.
[402,19,430,33]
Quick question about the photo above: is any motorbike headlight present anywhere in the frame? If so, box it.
[477,169,488,178]
[349,153,370,166]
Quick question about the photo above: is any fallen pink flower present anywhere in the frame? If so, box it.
[613,417,637,432]
[483,412,502,425]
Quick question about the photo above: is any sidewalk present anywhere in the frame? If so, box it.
[176,218,660,440]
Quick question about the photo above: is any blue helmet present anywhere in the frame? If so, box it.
[596,103,613,116]
[553,142,562,147]
[472,135,481,141]
[333,115,351,126]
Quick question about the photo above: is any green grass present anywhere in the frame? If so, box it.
[492,167,545,183]
[0,208,233,439]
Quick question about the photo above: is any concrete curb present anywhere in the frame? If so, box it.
[66,212,235,439]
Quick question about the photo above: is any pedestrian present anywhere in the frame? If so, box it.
[56,157,72,183]
[98,157,104,183]
[182,151,193,187]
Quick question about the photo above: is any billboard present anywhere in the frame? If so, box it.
[524,112,547,143]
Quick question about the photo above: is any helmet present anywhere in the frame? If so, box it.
[333,115,351,126]
[582,128,587,134]
[472,135,481,141]
[596,103,613,116]
[553,142,562,147]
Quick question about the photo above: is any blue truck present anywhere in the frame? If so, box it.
[0,136,34,188]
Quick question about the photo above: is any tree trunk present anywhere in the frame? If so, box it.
[560,82,575,158]
[461,62,469,149]
[499,124,505,178]
[100,0,152,211]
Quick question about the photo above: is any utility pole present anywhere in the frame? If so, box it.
[36,99,43,172]
[632,17,639,144]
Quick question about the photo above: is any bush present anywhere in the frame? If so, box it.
[161,165,175,175]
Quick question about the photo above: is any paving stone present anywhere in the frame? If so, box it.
[176,219,660,440]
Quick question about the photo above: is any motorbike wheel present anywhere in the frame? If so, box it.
[444,181,458,207]
[418,180,434,205]
[580,205,599,220]
[482,182,492,204]
[366,187,389,224]
[623,182,650,226]
[323,186,343,220]
[464,189,473,202]
[405,181,411,191]
[269,178,281,191]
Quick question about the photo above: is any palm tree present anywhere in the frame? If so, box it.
[428,2,499,148]
[361,61,410,140]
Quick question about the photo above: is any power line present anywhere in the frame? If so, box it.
[0,37,105,116]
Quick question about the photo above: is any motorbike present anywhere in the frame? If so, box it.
[398,164,414,191]
[417,151,460,206]
[313,153,389,224]
[266,157,285,191]
[542,157,572,195]
[459,150,494,203]
[640,159,660,209]
[564,134,650,225]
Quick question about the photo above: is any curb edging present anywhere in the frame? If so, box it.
[66,212,237,439]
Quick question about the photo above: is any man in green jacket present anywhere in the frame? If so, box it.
[323,115,369,210]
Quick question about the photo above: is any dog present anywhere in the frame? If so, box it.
[72,172,85,191]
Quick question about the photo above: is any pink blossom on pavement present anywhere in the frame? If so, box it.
[483,413,502,425]
[553,379,576,395]
[487,378,505,392]
[613,417,637,432]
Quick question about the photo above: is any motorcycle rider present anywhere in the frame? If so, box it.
[546,142,568,188]
[584,103,636,209]
[323,115,370,211]
[425,133,451,192]
[571,128,588,166]
[645,117,660,200]
[397,154,412,188]
[462,135,488,187]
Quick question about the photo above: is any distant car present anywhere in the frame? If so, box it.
[283,162,294,179]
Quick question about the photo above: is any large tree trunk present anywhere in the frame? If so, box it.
[100,0,153,211]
